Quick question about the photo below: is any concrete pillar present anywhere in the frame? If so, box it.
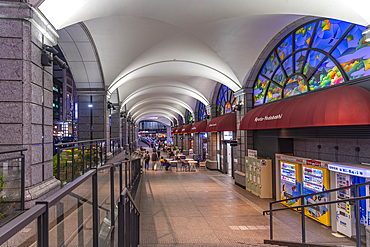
[0,2,61,208]
[193,133,200,158]
[77,93,106,141]
[121,118,129,151]
[207,104,217,161]
[183,134,189,155]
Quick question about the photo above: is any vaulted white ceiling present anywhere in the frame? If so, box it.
[38,0,370,124]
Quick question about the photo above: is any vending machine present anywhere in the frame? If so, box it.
[302,165,330,226]
[280,161,301,207]
[336,173,352,237]
[328,163,370,237]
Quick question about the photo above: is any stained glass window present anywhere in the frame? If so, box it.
[185,110,193,124]
[216,85,236,116]
[253,18,370,106]
[198,102,207,121]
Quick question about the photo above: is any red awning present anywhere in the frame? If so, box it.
[240,86,370,130]
[173,127,180,134]
[206,113,236,132]
[181,123,193,134]
[191,120,208,133]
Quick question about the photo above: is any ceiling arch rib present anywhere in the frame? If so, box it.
[57,23,105,90]
[108,32,242,94]
[120,84,209,110]
[127,97,194,117]
[137,117,171,126]
[133,110,177,124]
[131,104,185,120]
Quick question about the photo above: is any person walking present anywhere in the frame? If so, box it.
[151,151,158,170]
[144,151,150,170]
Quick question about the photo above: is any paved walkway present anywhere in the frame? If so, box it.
[137,167,358,246]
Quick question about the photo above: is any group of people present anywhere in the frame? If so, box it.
[142,144,181,171]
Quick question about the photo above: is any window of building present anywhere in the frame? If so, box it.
[185,110,193,124]
[198,102,207,121]
[216,85,236,116]
[254,19,370,106]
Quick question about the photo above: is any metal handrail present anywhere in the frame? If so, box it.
[272,180,370,205]
[0,155,142,247]
[0,148,27,155]
[264,181,370,247]
[121,187,140,214]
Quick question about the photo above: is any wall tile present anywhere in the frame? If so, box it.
[31,104,42,124]
[337,139,358,157]
[0,81,22,102]
[0,19,22,37]
[31,83,42,105]
[0,38,22,59]
[44,142,53,161]
[31,124,42,144]
[44,107,53,126]
[319,138,337,155]
[31,144,42,165]
[0,102,22,123]
[0,60,22,80]
[0,124,22,144]
[43,161,53,180]
[31,63,42,86]
[31,164,42,185]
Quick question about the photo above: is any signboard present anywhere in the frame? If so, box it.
[276,154,329,169]
[223,131,233,140]
[248,149,257,159]
[328,163,370,178]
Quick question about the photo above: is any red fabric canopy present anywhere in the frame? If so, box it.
[181,123,193,133]
[173,127,180,134]
[206,113,236,132]
[191,120,208,133]
[240,86,370,130]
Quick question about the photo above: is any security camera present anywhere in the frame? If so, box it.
[43,45,58,55]
[53,56,68,69]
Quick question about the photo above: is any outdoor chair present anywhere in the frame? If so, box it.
[181,161,189,172]
[170,161,178,172]
[160,162,166,170]
[199,161,206,171]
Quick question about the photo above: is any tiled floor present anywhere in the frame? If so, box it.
[137,166,359,246]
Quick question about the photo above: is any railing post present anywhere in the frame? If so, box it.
[137,211,140,246]
[21,152,25,211]
[72,148,75,180]
[125,161,128,188]
[301,206,306,243]
[95,142,98,167]
[36,202,49,247]
[82,146,85,174]
[118,194,125,246]
[100,142,103,165]
[269,203,273,240]
[125,194,130,247]
[90,143,93,168]
[120,162,123,192]
[110,166,115,227]
[355,186,361,247]
[129,160,131,188]
[57,147,61,180]
[92,169,99,247]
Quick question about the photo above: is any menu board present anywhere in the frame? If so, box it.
[303,167,323,192]
[280,161,301,207]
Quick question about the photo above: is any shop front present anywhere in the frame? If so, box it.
[207,113,237,176]
[180,123,193,155]
[191,119,208,160]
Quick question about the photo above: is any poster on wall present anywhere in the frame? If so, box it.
[248,149,257,159]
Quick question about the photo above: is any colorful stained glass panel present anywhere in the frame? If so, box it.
[303,50,326,76]
[284,75,307,98]
[282,55,293,76]
[312,19,352,52]
[198,102,207,121]
[277,35,293,61]
[308,57,343,90]
[261,51,279,78]
[295,50,307,72]
[295,22,315,50]
[331,25,370,80]
[272,66,285,85]
[266,83,282,103]
[254,75,269,106]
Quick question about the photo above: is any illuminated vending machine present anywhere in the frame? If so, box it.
[280,161,301,207]
[328,163,370,237]
[302,165,330,226]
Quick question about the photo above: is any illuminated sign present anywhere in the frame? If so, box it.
[328,163,370,178]
[53,87,58,92]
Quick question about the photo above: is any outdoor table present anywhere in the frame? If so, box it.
[188,160,197,171]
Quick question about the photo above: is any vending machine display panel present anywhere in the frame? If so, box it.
[280,161,301,207]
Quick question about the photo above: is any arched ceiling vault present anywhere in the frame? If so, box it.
[131,104,185,121]
[127,97,194,117]
[38,0,370,123]
[133,111,177,124]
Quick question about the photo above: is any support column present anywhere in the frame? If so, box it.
[0,2,60,208]
[183,134,189,155]
[121,117,129,152]
[77,93,106,141]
